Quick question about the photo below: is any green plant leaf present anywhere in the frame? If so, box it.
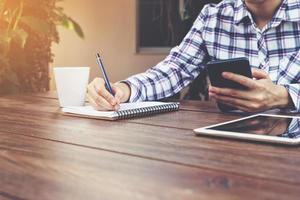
[58,15,84,39]
[54,6,64,13]
[59,15,72,29]
[70,18,84,39]
[20,16,51,34]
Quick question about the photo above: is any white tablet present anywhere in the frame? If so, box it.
[194,114,300,145]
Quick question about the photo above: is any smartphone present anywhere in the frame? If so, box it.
[207,57,252,112]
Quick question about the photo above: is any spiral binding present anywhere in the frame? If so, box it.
[116,103,179,120]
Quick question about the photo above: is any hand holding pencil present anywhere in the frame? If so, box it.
[86,53,131,111]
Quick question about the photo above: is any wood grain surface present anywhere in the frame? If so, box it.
[0,92,299,200]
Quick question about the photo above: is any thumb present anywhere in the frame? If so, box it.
[252,68,269,79]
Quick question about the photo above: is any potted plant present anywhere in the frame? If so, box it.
[0,0,84,94]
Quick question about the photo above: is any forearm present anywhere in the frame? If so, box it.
[124,41,208,102]
[123,52,204,102]
[273,85,294,109]
[281,84,300,112]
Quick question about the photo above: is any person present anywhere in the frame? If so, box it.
[87,0,300,113]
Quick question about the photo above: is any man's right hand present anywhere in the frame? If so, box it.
[87,78,131,111]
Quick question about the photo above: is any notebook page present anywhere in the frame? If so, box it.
[62,106,115,118]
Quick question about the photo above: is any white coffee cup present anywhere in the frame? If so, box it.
[54,67,90,107]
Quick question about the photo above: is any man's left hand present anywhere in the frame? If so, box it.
[209,68,292,113]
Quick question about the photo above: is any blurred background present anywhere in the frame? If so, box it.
[0,0,221,99]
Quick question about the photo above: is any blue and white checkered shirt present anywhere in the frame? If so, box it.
[125,0,300,111]
[281,118,300,138]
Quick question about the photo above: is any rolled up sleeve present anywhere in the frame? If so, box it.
[278,51,300,112]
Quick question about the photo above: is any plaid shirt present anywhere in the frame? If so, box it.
[125,0,300,111]
[281,118,300,138]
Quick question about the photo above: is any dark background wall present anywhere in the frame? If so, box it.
[139,0,222,48]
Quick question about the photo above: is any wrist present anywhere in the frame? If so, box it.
[115,82,131,103]
[275,85,292,109]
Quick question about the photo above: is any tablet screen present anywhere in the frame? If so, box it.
[207,115,300,138]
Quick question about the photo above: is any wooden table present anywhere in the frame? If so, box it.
[0,92,299,200]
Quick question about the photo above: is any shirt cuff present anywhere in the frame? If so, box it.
[282,84,300,113]
[119,79,141,103]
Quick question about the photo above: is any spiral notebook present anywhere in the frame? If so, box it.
[62,102,180,120]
